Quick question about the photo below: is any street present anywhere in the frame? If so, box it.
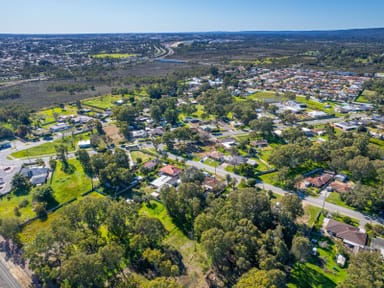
[166,152,384,228]
[0,258,21,288]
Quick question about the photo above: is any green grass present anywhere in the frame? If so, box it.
[203,158,220,168]
[326,192,355,210]
[302,205,322,228]
[51,159,93,203]
[246,91,280,101]
[140,201,209,287]
[19,192,104,244]
[0,193,35,222]
[92,53,137,59]
[259,171,278,184]
[356,89,375,103]
[82,94,127,110]
[131,151,152,163]
[10,132,91,158]
[34,106,78,124]
[288,236,347,288]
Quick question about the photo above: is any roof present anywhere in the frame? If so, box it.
[20,167,49,178]
[330,181,353,193]
[143,159,158,170]
[306,173,334,188]
[159,165,182,177]
[325,219,367,247]
[207,151,224,160]
[30,174,48,185]
[151,175,173,189]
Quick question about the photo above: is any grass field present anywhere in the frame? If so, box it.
[19,192,104,244]
[92,53,137,59]
[356,89,374,103]
[0,193,35,222]
[140,201,209,287]
[10,132,91,158]
[34,106,78,124]
[82,94,125,110]
[326,192,355,210]
[51,159,92,203]
[131,151,153,163]
[298,205,322,228]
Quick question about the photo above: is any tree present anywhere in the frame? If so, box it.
[291,236,311,262]
[32,185,55,204]
[338,250,384,288]
[77,149,92,175]
[0,218,21,243]
[11,173,31,194]
[280,194,304,219]
[235,268,286,288]
[60,253,104,287]
[347,156,376,181]
[249,117,274,137]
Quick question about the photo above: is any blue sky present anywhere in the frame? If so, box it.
[2,0,384,34]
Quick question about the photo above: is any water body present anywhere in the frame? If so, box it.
[157,59,187,64]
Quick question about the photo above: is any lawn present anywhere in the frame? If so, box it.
[34,106,78,124]
[295,96,336,115]
[19,192,104,244]
[0,193,35,222]
[326,192,355,210]
[92,53,137,59]
[288,236,348,288]
[131,151,152,163]
[82,94,126,110]
[51,159,93,203]
[140,201,209,287]
[10,132,91,158]
[298,205,322,228]
[246,91,280,101]
[356,89,374,103]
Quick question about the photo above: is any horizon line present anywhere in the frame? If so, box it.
[1,26,384,36]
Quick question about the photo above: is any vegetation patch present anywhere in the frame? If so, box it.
[51,159,92,203]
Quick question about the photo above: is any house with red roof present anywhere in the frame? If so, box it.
[159,164,182,178]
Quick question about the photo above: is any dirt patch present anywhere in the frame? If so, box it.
[103,124,123,144]
[296,203,310,225]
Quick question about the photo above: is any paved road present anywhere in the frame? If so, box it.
[166,152,384,227]
[0,258,21,288]
[256,182,383,227]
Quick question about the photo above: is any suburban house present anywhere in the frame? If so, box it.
[329,181,353,193]
[20,166,49,185]
[50,123,71,133]
[159,164,182,178]
[131,130,147,138]
[304,171,334,188]
[78,139,91,149]
[150,164,181,190]
[224,155,247,166]
[250,139,268,149]
[219,138,237,149]
[142,159,159,171]
[206,151,224,162]
[324,218,367,249]
[203,176,225,192]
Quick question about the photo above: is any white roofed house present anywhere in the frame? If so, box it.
[78,139,91,149]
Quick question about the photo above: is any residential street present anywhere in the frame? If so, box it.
[166,152,384,228]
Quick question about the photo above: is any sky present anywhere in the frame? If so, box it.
[2,0,384,34]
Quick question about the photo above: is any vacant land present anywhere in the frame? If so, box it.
[19,191,104,244]
[82,94,124,110]
[103,123,124,144]
[140,201,209,288]
[51,159,92,203]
